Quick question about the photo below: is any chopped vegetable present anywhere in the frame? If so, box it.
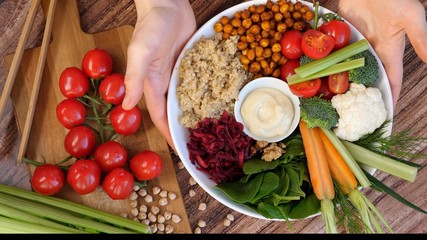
[346,49,379,87]
[320,128,371,188]
[0,184,151,233]
[319,129,392,233]
[300,96,339,129]
[291,39,369,78]
[299,121,337,233]
[287,58,364,84]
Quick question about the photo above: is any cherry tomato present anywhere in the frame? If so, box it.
[130,150,163,181]
[81,48,113,79]
[316,77,336,100]
[328,71,349,94]
[56,98,86,129]
[301,29,335,59]
[109,106,142,136]
[67,159,101,195]
[280,59,300,81]
[94,141,128,173]
[64,125,97,158]
[59,67,90,98]
[31,164,65,196]
[98,73,126,105]
[289,78,322,98]
[319,20,351,50]
[102,168,134,200]
[279,30,303,60]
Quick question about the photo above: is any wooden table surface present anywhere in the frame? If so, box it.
[1,0,426,234]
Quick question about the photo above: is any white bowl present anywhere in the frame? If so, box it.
[234,77,300,143]
[167,0,393,221]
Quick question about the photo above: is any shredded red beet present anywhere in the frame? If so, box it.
[187,111,255,184]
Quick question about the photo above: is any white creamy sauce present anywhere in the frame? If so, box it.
[240,87,294,139]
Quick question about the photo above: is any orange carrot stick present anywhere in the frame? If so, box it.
[319,129,358,195]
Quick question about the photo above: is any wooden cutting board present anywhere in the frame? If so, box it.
[2,0,191,233]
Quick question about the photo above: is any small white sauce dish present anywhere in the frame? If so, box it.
[234,77,300,142]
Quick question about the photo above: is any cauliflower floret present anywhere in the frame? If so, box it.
[331,83,387,141]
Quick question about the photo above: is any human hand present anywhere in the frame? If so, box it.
[338,0,427,108]
[122,0,196,150]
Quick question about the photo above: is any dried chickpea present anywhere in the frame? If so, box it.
[213,22,223,33]
[220,16,230,25]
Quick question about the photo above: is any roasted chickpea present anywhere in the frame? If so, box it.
[274,12,283,22]
[231,29,238,36]
[278,56,288,65]
[293,21,308,31]
[265,0,274,10]
[261,30,270,38]
[248,5,256,13]
[263,48,272,58]
[255,46,264,58]
[294,1,303,11]
[288,2,294,12]
[237,26,246,36]
[285,18,294,28]
[249,42,259,49]
[223,24,233,33]
[231,18,241,28]
[260,60,269,69]
[276,22,287,33]
[220,16,230,25]
[240,55,250,65]
[214,22,223,33]
[261,11,272,21]
[279,3,289,14]
[242,9,251,19]
[237,41,248,51]
[251,13,260,23]
[272,68,281,78]
[256,5,265,14]
[249,24,260,35]
[259,38,270,48]
[255,34,262,42]
[222,32,231,40]
[246,33,255,43]
[247,48,256,61]
[292,11,303,21]
[273,32,282,42]
[303,11,315,21]
[261,21,271,31]
[299,5,309,14]
[271,52,282,62]
[234,11,242,19]
[249,62,261,73]
[242,18,253,29]
[271,4,280,13]
[271,43,281,53]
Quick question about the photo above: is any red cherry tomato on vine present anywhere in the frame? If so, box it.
[109,106,142,136]
[301,29,335,59]
[289,78,322,98]
[56,98,86,129]
[319,20,351,50]
[94,141,128,173]
[81,48,113,79]
[102,168,134,200]
[59,67,90,98]
[64,125,97,158]
[31,164,65,196]
[67,159,101,195]
[328,71,349,94]
[130,150,163,181]
[98,73,126,105]
[279,30,303,60]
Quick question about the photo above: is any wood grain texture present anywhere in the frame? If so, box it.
[0,0,426,234]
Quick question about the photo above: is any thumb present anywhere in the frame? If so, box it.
[404,2,427,63]
[122,43,150,110]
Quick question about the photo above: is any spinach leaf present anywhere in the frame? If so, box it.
[288,192,321,219]
[215,173,264,203]
[243,158,281,175]
[250,172,280,204]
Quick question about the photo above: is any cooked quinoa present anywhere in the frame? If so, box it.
[177,33,252,128]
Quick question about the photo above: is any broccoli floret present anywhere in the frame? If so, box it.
[347,49,379,87]
[300,96,339,129]
[299,55,314,66]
